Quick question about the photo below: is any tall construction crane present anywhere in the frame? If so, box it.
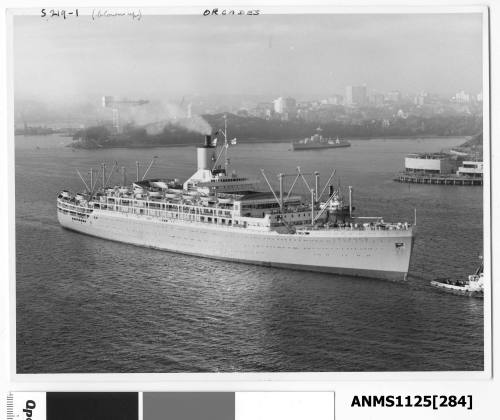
[102,96,149,133]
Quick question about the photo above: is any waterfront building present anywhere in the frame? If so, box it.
[456,161,483,178]
[397,153,483,186]
[404,153,457,175]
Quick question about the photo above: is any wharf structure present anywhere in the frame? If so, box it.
[395,152,483,186]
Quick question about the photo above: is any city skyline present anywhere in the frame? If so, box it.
[13,13,483,104]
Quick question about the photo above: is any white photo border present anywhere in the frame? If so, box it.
[2,1,493,392]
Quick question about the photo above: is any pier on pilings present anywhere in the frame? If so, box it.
[394,173,483,186]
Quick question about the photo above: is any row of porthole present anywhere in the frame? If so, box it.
[93,226,374,258]
[95,221,381,252]
[105,222,378,250]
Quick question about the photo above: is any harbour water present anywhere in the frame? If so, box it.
[15,135,484,372]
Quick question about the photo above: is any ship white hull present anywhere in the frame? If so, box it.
[58,209,414,281]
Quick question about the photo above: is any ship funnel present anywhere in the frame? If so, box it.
[329,185,334,196]
[198,135,216,170]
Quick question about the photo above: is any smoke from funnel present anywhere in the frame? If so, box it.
[122,100,211,136]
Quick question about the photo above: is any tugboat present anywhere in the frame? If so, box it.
[430,259,484,297]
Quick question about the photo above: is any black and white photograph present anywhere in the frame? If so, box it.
[10,7,488,374]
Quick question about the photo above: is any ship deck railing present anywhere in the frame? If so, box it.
[58,197,411,232]
[58,196,248,226]
[296,222,412,232]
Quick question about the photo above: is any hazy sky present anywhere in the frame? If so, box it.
[13,13,483,102]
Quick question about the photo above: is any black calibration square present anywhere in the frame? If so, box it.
[46,393,138,420]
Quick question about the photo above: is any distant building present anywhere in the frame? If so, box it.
[327,94,344,105]
[386,90,402,103]
[396,109,408,119]
[414,92,427,106]
[273,97,297,119]
[252,102,274,119]
[453,90,471,104]
[345,85,367,106]
[236,109,249,117]
[370,93,385,107]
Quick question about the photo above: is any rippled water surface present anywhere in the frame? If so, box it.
[16,135,484,373]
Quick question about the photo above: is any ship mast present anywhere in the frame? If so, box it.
[121,167,127,186]
[224,114,228,172]
[89,168,93,194]
[141,156,158,180]
[105,161,119,187]
[76,168,90,192]
[102,163,106,188]
[260,167,346,227]
[317,169,336,201]
[77,161,122,196]
[261,167,323,225]
[211,114,235,173]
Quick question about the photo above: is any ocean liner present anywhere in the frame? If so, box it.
[57,127,415,281]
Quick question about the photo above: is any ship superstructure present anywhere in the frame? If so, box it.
[292,129,351,151]
[57,126,415,281]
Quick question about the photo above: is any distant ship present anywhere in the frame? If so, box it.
[57,123,415,281]
[292,129,351,151]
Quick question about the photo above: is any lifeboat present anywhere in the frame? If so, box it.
[165,192,178,199]
[218,197,233,204]
[152,181,169,189]
[119,187,129,194]
[207,195,217,204]
[148,191,162,198]
[61,191,70,198]
[75,193,85,201]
